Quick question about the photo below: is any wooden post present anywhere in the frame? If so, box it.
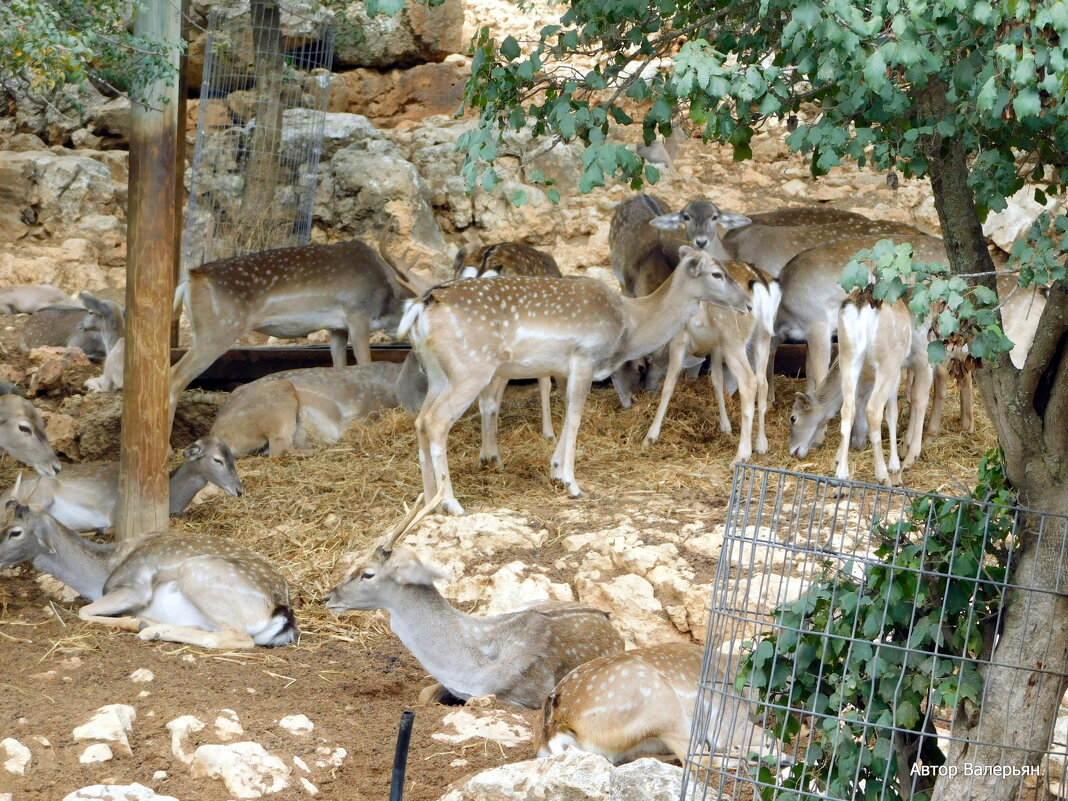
[117,0,181,542]
[171,0,190,349]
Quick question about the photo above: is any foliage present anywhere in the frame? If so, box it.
[454,0,1068,358]
[0,0,178,100]
[737,450,1017,800]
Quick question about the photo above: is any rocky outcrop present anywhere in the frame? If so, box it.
[330,59,468,126]
[333,0,465,68]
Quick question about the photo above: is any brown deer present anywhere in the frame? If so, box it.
[170,241,422,423]
[19,292,124,364]
[0,389,61,475]
[396,247,751,515]
[0,285,70,315]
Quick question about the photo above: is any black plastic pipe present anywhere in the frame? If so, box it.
[390,710,416,801]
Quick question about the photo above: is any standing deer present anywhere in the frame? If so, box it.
[537,642,778,766]
[791,294,934,484]
[643,260,781,463]
[608,194,751,406]
[324,495,624,708]
[0,502,298,648]
[0,389,61,475]
[19,292,124,363]
[210,356,426,458]
[452,242,562,452]
[0,285,70,315]
[397,247,751,515]
[1,437,242,531]
[170,241,420,423]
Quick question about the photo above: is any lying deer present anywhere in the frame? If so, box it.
[0,501,297,648]
[537,642,777,766]
[85,337,124,392]
[211,356,426,458]
[325,494,624,708]
[19,292,124,363]
[643,260,781,463]
[791,295,934,484]
[453,242,562,456]
[0,389,61,475]
[170,240,423,424]
[397,247,751,515]
[609,194,751,406]
[1,437,242,531]
[0,284,70,315]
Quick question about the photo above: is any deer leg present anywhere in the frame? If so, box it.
[867,366,902,485]
[926,361,948,439]
[170,331,241,425]
[538,377,554,439]
[723,344,756,464]
[80,586,151,621]
[709,343,731,435]
[328,330,349,368]
[766,335,781,406]
[610,361,639,409]
[806,318,833,394]
[958,368,975,433]
[835,349,864,482]
[644,332,689,447]
[902,364,932,470]
[553,363,594,498]
[346,312,372,366]
[477,378,505,469]
[751,329,772,454]
[138,624,256,649]
[422,372,491,516]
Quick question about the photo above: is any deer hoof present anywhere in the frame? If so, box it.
[479,455,502,470]
[641,436,655,450]
[441,498,466,516]
[565,482,583,499]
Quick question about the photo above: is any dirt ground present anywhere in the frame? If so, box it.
[0,315,997,800]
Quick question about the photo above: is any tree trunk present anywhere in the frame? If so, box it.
[921,81,1068,801]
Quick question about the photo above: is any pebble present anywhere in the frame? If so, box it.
[1,738,31,775]
[79,744,114,764]
[279,715,314,736]
[130,669,155,683]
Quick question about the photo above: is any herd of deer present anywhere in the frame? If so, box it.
[0,195,1046,769]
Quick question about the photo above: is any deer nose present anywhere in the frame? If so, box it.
[694,238,709,249]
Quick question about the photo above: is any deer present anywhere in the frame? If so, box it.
[791,294,934,485]
[0,501,298,649]
[324,492,625,708]
[18,292,124,363]
[0,284,71,315]
[607,194,752,406]
[451,242,563,458]
[1,437,243,532]
[170,240,424,425]
[536,642,779,767]
[740,206,870,227]
[210,356,426,458]
[85,337,125,392]
[643,260,781,463]
[395,247,752,515]
[0,388,62,476]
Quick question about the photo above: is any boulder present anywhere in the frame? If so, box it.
[983,185,1066,252]
[334,0,465,68]
[333,61,468,126]
[575,573,687,648]
[62,785,179,801]
[190,741,292,799]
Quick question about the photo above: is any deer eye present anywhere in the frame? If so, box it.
[212,456,225,466]
[7,528,22,538]
[361,570,375,580]
[18,424,31,435]
[681,214,691,222]
[790,415,797,424]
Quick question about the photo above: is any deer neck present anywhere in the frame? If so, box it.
[168,461,207,516]
[618,271,701,362]
[33,523,113,600]
[811,363,845,423]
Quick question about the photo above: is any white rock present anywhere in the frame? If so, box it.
[165,715,205,765]
[983,185,1065,251]
[437,749,611,801]
[214,709,244,741]
[278,715,314,736]
[30,735,51,747]
[190,742,292,799]
[432,709,533,748]
[312,747,347,770]
[72,705,136,755]
[300,777,319,796]
[61,784,179,801]
[1,737,31,775]
[129,669,155,683]
[451,561,574,614]
[79,743,114,763]
[151,771,167,781]
[609,759,684,800]
[293,756,310,773]
[575,573,687,647]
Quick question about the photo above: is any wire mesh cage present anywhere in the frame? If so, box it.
[182,1,335,273]
[682,463,1068,801]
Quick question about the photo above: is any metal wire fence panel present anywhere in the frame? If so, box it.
[182,2,334,274]
[681,464,1068,801]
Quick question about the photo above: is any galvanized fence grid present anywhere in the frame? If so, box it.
[182,1,334,275]
[682,464,1068,801]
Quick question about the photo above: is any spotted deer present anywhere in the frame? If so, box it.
[170,241,425,424]
[0,284,70,315]
[452,242,562,450]
[0,389,61,475]
[791,294,934,484]
[537,642,779,766]
[608,194,752,406]
[324,494,624,708]
[395,247,751,515]
[211,356,426,458]
[643,260,781,463]
[0,502,297,648]
[19,292,124,363]
[1,437,242,531]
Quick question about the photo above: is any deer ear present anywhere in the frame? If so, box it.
[793,391,813,410]
[649,212,684,231]
[389,551,446,586]
[183,440,205,459]
[718,211,751,230]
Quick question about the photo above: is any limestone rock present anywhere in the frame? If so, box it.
[333,61,468,126]
[61,784,179,801]
[41,411,80,460]
[1,737,30,775]
[190,741,292,798]
[450,561,574,614]
[609,759,684,800]
[437,749,611,800]
[432,709,533,748]
[983,185,1066,252]
[129,669,155,683]
[72,704,136,755]
[281,110,384,160]
[334,0,465,68]
[79,743,114,763]
[166,715,205,765]
[215,709,244,742]
[278,715,314,736]
[575,573,686,648]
